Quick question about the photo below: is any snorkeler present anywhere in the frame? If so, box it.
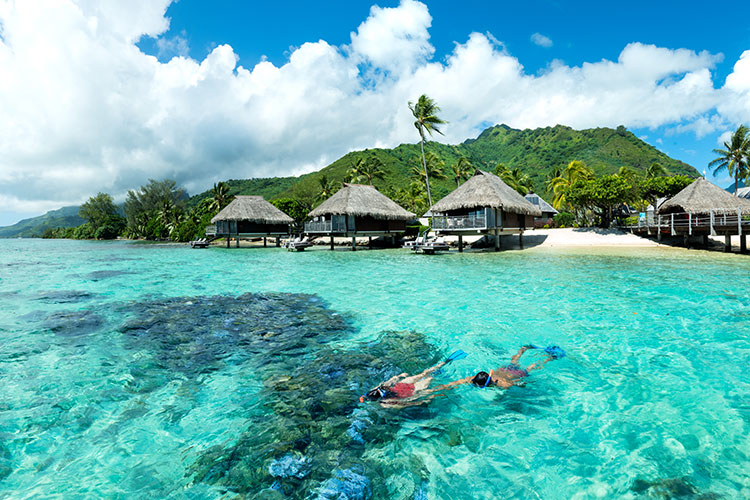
[359,350,467,407]
[468,344,565,389]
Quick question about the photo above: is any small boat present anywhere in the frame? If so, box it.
[286,236,314,251]
[414,236,450,254]
[410,230,450,254]
[190,238,210,248]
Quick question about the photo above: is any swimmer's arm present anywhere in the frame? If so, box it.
[421,375,474,394]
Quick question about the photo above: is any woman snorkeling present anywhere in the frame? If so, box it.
[360,350,467,407]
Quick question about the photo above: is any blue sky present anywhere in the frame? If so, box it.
[1,0,749,225]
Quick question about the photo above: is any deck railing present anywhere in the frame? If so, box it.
[431,215,487,231]
[205,225,217,236]
[623,208,750,235]
[305,219,347,233]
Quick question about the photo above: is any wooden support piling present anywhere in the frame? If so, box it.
[275,236,280,247]
[657,215,662,241]
[741,235,747,253]
[519,232,523,249]
[725,233,731,252]
[226,237,230,248]
[330,236,334,251]
[235,235,239,248]
[494,228,500,251]
[368,236,372,249]
[351,236,356,251]
[458,234,463,252]
[703,234,709,247]
[263,237,267,248]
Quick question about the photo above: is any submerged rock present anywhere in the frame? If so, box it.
[34,290,95,303]
[187,326,440,499]
[42,310,104,337]
[268,454,310,479]
[314,466,371,500]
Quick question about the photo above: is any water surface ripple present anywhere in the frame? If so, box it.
[0,239,748,499]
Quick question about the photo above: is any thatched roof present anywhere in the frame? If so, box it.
[430,170,542,216]
[658,178,750,215]
[524,193,558,215]
[736,186,750,199]
[211,196,294,224]
[309,184,415,220]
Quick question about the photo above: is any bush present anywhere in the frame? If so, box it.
[543,224,550,229]
[405,224,430,236]
[94,223,120,240]
[553,212,575,227]
[172,219,199,242]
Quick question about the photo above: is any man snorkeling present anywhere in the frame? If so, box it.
[359,350,467,407]
[467,344,565,389]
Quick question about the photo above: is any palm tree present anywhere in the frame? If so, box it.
[410,152,447,196]
[395,181,428,215]
[645,162,667,178]
[545,165,563,193]
[347,156,386,185]
[409,95,447,207]
[451,157,474,187]
[494,163,534,195]
[549,160,593,209]
[209,182,231,212]
[317,175,337,201]
[709,125,750,194]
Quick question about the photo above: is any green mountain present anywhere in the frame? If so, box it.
[191,124,698,206]
[0,206,85,238]
[4,124,699,237]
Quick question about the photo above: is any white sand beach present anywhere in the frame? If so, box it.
[518,227,662,248]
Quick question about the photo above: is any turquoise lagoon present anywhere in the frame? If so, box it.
[0,239,749,499]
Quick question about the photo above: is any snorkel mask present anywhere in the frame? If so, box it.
[359,386,388,403]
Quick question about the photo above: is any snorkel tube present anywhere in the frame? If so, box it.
[482,369,493,388]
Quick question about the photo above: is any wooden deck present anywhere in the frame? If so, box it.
[625,209,750,252]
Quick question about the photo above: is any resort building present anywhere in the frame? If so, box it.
[429,170,542,251]
[305,183,415,250]
[524,193,558,226]
[208,196,293,248]
[656,178,750,251]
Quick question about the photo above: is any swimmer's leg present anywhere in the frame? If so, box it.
[526,356,554,372]
[400,361,446,384]
[510,345,534,365]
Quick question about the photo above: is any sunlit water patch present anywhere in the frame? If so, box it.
[0,239,749,499]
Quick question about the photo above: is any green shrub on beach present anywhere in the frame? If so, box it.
[553,212,575,227]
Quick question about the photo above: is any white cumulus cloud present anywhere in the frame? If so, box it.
[0,0,748,218]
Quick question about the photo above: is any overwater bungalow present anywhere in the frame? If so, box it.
[655,178,750,251]
[208,196,293,248]
[305,183,415,250]
[524,193,558,226]
[429,170,542,251]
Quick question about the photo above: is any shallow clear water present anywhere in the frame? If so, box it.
[1,239,749,499]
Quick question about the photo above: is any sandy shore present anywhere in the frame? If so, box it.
[208,228,665,250]
[517,227,663,248]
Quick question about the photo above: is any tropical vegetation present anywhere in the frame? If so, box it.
[409,94,447,207]
[709,124,750,195]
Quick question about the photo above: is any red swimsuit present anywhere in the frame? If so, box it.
[390,382,415,398]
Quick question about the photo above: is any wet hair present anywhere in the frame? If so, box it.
[471,371,491,387]
[364,387,388,401]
